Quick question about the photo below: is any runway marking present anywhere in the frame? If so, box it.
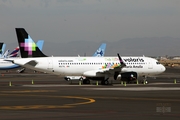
[62,96,95,106]
[0,94,95,110]
[90,96,180,102]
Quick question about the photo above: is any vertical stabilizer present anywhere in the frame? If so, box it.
[15,28,47,58]
[2,49,10,58]
[93,43,106,57]
[8,47,19,57]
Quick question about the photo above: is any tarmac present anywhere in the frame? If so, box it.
[0,67,180,120]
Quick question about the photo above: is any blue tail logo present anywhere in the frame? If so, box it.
[93,43,106,57]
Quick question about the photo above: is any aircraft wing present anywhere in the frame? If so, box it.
[83,54,126,77]
[97,64,124,74]
[102,66,122,72]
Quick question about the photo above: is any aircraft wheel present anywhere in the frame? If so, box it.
[101,80,109,85]
[104,80,109,85]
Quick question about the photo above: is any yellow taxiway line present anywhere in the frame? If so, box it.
[0,93,95,110]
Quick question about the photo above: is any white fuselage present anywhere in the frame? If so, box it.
[12,56,165,77]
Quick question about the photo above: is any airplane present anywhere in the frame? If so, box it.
[0,40,44,70]
[9,28,166,85]
[64,43,106,81]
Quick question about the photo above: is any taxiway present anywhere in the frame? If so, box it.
[0,67,180,120]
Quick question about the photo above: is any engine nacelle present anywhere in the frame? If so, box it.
[117,72,138,81]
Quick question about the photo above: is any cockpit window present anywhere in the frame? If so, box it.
[156,62,160,64]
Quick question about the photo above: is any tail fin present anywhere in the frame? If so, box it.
[2,49,10,58]
[15,28,47,58]
[93,43,106,57]
[2,43,6,57]
[8,46,19,57]
[0,43,4,57]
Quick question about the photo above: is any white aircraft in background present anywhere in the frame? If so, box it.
[64,43,106,81]
[0,40,44,70]
[0,43,19,59]
[1,46,20,59]
[10,28,165,85]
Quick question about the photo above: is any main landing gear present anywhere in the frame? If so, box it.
[101,78,109,85]
[82,78,110,85]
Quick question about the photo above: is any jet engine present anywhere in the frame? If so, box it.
[116,72,138,82]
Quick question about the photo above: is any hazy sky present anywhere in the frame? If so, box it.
[1,0,180,45]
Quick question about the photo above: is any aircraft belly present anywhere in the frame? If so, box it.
[54,65,99,76]
[53,66,82,76]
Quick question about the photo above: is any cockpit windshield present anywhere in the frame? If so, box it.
[156,62,160,64]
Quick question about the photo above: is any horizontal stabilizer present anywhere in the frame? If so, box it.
[25,60,38,67]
